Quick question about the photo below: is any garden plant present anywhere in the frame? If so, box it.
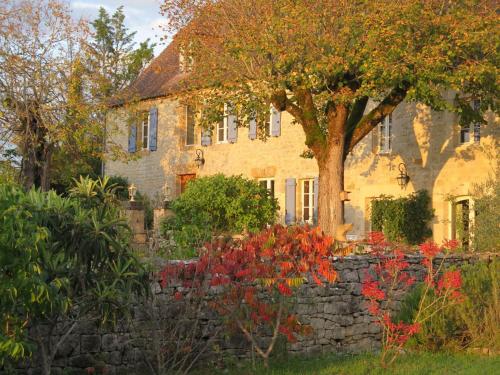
[361,232,464,367]
[160,225,337,368]
[160,174,278,258]
[0,177,149,374]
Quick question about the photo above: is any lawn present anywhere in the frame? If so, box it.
[196,352,500,375]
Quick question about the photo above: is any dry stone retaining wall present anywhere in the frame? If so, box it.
[8,254,489,375]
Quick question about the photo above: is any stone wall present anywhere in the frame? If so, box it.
[8,254,489,375]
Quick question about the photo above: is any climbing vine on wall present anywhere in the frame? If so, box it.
[371,190,434,245]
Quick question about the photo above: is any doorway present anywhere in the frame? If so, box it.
[179,174,196,194]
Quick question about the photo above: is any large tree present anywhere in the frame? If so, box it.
[0,0,87,190]
[86,6,155,100]
[50,6,156,191]
[0,1,155,192]
[160,0,499,237]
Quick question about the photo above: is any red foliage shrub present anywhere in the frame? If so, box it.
[159,225,337,367]
[362,232,462,367]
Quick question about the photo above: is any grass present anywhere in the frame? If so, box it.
[195,351,500,375]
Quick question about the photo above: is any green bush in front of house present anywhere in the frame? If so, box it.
[471,170,500,252]
[160,174,279,257]
[371,190,434,245]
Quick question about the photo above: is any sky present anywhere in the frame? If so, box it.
[70,0,169,56]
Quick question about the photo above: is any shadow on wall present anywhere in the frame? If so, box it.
[345,98,498,238]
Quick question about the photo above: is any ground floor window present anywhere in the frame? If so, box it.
[302,179,315,224]
[451,197,474,250]
[259,178,275,198]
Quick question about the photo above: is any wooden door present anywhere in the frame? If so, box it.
[179,174,196,194]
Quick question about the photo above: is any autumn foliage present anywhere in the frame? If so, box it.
[160,225,337,366]
[362,232,462,367]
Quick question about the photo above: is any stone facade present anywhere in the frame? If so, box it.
[9,254,487,375]
[105,92,498,243]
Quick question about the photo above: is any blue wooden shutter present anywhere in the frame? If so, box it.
[149,107,158,151]
[313,177,319,224]
[128,124,137,153]
[201,128,212,146]
[226,103,238,143]
[271,106,281,137]
[285,178,296,225]
[248,118,257,140]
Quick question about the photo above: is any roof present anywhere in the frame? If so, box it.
[115,42,185,106]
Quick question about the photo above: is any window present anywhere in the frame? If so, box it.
[302,179,315,223]
[138,112,150,150]
[186,105,196,146]
[378,113,392,154]
[259,178,275,198]
[460,100,481,144]
[261,107,272,137]
[460,123,481,144]
[217,105,228,143]
[263,117,271,137]
[460,126,471,143]
[452,198,474,250]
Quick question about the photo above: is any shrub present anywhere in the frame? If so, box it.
[398,259,499,352]
[361,233,461,367]
[160,174,279,257]
[371,190,434,245]
[160,225,337,368]
[0,178,149,372]
[471,171,500,252]
[106,175,130,200]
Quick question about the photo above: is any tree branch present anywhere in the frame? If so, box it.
[271,88,327,158]
[344,96,369,151]
[347,82,410,153]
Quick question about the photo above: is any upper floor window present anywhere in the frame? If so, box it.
[302,179,315,224]
[128,108,157,153]
[260,106,272,137]
[186,105,196,146]
[141,112,149,150]
[460,100,481,144]
[217,118,227,143]
[378,113,392,154]
[259,178,275,198]
[263,116,271,137]
[217,104,229,143]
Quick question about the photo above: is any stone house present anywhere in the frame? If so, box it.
[105,43,498,243]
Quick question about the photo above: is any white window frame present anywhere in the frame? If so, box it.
[378,113,392,154]
[302,179,315,224]
[217,104,229,143]
[185,105,196,146]
[460,123,481,144]
[141,112,150,150]
[265,106,273,137]
[258,178,275,198]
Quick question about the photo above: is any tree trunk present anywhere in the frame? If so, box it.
[317,140,346,238]
[20,114,52,191]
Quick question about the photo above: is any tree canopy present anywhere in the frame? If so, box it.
[161,0,499,235]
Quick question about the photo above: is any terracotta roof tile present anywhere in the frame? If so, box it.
[115,42,185,105]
